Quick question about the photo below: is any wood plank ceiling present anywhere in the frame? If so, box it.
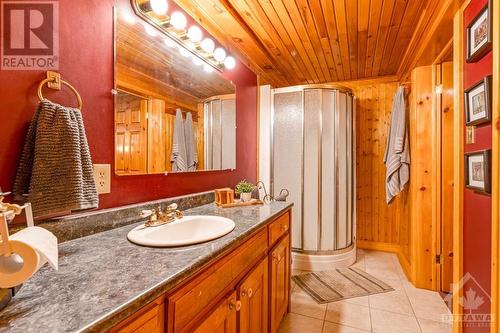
[174,0,430,87]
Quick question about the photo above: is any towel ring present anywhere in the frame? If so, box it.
[37,78,83,109]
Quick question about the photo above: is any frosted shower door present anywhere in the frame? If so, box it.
[303,90,320,251]
[221,99,236,169]
[273,91,303,249]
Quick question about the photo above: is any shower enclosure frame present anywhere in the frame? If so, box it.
[270,84,356,270]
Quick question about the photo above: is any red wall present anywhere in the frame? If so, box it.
[0,0,258,210]
[462,0,492,331]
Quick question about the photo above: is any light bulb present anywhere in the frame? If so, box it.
[144,24,157,37]
[170,11,187,30]
[122,11,136,24]
[203,64,213,73]
[213,47,226,62]
[201,38,215,53]
[187,26,203,43]
[180,48,191,58]
[224,56,236,70]
[164,38,175,48]
[193,57,203,66]
[150,0,168,15]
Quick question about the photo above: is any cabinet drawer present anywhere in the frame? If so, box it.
[268,212,290,247]
[112,298,164,333]
[169,229,267,333]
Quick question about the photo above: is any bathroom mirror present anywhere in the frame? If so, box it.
[114,5,236,175]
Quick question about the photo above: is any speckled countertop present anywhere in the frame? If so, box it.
[0,201,292,333]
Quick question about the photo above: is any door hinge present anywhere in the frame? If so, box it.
[436,254,442,264]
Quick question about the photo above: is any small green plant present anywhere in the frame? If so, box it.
[235,180,254,194]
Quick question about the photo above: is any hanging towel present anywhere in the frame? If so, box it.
[184,112,198,171]
[170,109,188,172]
[13,99,98,216]
[384,86,410,204]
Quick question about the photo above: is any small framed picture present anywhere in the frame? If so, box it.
[464,76,492,126]
[465,150,491,194]
[466,0,492,62]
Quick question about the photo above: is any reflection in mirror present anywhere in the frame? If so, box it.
[114,5,236,175]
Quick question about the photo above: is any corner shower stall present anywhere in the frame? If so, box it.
[268,85,355,270]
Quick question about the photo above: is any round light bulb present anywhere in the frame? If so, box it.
[150,0,168,15]
[213,47,226,62]
[224,56,236,70]
[122,11,136,24]
[144,24,157,37]
[187,26,203,43]
[193,57,203,66]
[170,11,187,30]
[200,38,215,53]
[179,48,191,58]
[203,64,213,73]
[164,38,175,48]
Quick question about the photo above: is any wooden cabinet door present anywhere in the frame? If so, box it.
[193,292,238,333]
[238,257,268,333]
[269,234,290,333]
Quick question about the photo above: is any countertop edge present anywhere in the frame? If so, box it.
[79,203,293,333]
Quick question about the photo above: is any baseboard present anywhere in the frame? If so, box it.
[397,251,413,282]
[357,240,400,253]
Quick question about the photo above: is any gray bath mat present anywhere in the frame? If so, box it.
[292,267,394,304]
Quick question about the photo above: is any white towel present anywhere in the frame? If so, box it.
[184,112,198,171]
[170,109,188,172]
[384,86,410,204]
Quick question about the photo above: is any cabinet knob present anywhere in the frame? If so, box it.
[229,299,242,312]
[242,287,253,298]
[281,224,288,232]
[273,254,282,262]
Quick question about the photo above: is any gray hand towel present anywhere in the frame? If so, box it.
[13,99,99,216]
[384,86,410,204]
[184,112,198,171]
[170,109,188,172]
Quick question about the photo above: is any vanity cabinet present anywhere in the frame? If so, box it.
[238,257,268,333]
[269,234,290,333]
[193,292,238,333]
[110,209,291,333]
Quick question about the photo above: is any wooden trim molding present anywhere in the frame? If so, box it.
[491,0,500,332]
[452,2,469,332]
[357,241,400,253]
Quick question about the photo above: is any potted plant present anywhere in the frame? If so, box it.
[235,180,254,202]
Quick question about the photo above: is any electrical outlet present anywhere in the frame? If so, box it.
[93,164,111,194]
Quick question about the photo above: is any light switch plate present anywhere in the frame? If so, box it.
[93,164,111,194]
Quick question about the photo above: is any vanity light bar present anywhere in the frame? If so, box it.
[132,0,236,72]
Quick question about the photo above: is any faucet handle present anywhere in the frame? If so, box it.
[140,209,154,218]
[166,203,178,212]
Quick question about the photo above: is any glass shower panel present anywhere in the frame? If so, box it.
[303,90,321,251]
[273,91,303,249]
[321,90,336,251]
[336,92,349,249]
[221,99,236,169]
[211,100,222,170]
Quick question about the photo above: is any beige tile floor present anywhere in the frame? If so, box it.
[279,249,452,333]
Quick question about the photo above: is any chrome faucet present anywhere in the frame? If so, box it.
[141,203,184,227]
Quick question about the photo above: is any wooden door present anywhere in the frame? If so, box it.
[440,61,454,293]
[238,257,268,333]
[115,92,148,175]
[148,99,166,174]
[193,292,238,333]
[269,234,290,333]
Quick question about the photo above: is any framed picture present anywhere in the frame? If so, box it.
[465,150,491,194]
[464,75,492,126]
[466,0,492,62]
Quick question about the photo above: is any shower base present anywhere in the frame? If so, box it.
[292,244,356,271]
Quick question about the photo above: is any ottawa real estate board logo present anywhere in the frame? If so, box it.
[1,0,59,70]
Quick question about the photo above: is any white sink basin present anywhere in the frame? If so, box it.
[127,215,235,247]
